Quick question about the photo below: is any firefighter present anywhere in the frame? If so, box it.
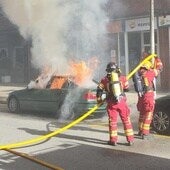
[134,60,162,139]
[96,62,134,146]
[153,56,163,71]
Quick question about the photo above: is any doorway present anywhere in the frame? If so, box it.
[128,32,141,71]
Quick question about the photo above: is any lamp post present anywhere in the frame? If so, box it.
[150,0,157,96]
[150,0,155,54]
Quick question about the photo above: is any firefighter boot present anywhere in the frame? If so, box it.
[142,134,154,140]
[127,141,134,146]
[108,141,117,146]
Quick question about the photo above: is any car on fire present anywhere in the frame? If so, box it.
[7,76,106,119]
[152,94,170,135]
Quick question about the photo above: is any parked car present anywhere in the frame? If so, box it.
[7,76,106,119]
[152,94,170,135]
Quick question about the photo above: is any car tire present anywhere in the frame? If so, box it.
[8,96,20,113]
[152,109,170,135]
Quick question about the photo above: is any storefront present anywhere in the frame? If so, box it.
[157,15,170,90]
[107,16,170,90]
[107,17,158,73]
[125,17,158,71]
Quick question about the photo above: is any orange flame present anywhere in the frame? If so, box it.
[69,60,93,86]
[32,57,99,89]
[50,76,68,89]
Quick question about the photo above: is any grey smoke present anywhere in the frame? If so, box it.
[0,0,109,119]
[0,0,108,76]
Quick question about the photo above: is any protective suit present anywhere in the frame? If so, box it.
[96,62,134,146]
[135,60,162,138]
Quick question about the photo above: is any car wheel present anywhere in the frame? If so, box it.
[152,109,170,135]
[8,96,20,113]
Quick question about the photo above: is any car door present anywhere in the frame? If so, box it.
[20,88,64,112]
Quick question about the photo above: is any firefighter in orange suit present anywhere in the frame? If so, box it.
[153,56,163,71]
[133,60,162,139]
[96,62,134,146]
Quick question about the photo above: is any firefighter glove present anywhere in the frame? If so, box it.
[97,97,103,104]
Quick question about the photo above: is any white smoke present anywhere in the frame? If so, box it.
[0,0,109,120]
[0,0,108,75]
[0,0,72,73]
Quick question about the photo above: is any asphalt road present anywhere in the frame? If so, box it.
[0,103,170,170]
[0,86,169,170]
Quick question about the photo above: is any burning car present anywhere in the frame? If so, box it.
[7,75,106,119]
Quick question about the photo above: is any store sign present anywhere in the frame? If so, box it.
[106,20,122,33]
[159,15,170,27]
[125,17,157,32]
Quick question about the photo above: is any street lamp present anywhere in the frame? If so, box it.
[150,0,157,96]
[150,0,155,54]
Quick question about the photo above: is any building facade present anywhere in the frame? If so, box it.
[0,0,170,90]
[107,15,170,90]
[0,13,32,85]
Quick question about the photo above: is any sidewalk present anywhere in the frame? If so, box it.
[0,85,25,103]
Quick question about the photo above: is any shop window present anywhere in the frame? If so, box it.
[144,32,157,44]
[13,47,26,83]
[143,31,157,53]
[128,32,141,70]
[15,47,25,69]
[0,48,8,60]
[0,48,9,69]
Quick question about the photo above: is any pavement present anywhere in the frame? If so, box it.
[0,85,26,103]
[0,85,169,170]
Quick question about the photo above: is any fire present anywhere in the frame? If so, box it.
[50,76,69,89]
[28,57,99,89]
[68,56,99,86]
[68,60,92,86]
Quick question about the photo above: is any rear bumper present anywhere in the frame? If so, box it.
[75,102,106,117]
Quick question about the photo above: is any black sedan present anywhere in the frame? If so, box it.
[152,94,170,135]
[7,77,106,119]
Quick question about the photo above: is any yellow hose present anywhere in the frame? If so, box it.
[0,54,156,149]
[0,103,102,149]
[127,53,157,80]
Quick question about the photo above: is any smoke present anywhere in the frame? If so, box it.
[0,0,108,75]
[0,0,110,120]
[58,88,82,120]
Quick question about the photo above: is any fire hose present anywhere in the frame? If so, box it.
[0,54,157,149]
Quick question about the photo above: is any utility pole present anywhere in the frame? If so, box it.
[150,0,155,54]
[150,0,157,96]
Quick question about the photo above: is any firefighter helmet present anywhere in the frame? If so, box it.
[141,61,152,70]
[106,62,118,72]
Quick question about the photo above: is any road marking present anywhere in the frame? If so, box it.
[4,149,64,170]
